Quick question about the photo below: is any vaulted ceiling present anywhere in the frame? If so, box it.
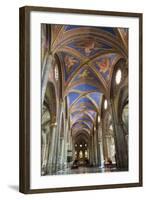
[45,24,128,137]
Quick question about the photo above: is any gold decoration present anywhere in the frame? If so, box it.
[64,55,78,69]
[79,69,90,78]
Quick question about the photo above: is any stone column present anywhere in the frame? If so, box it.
[72,139,76,162]
[60,118,68,170]
[88,136,91,164]
[54,108,63,172]
[97,124,104,168]
[91,130,94,164]
[97,123,105,168]
[102,134,109,164]
[93,127,98,166]
[106,135,115,162]
[89,135,94,166]
[55,103,64,171]
[42,117,52,173]
[110,100,128,170]
[52,123,59,173]
[99,140,104,167]
[105,135,111,159]
[47,122,57,174]
[110,137,116,163]
[60,138,65,170]
[67,130,73,167]
[97,139,104,168]
[41,130,49,175]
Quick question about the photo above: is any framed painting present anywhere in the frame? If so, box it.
[19,6,143,194]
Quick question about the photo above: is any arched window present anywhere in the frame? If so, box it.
[98,115,100,123]
[104,99,107,110]
[115,69,122,85]
[75,151,77,158]
[109,124,113,131]
[54,65,59,81]
[85,150,88,158]
[79,150,83,158]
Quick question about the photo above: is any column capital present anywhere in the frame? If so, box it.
[50,122,57,127]
[105,135,111,139]
[98,139,102,143]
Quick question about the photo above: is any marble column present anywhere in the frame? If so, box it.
[89,135,94,166]
[110,137,116,163]
[110,100,128,170]
[97,125,104,167]
[91,131,94,163]
[41,124,52,175]
[93,127,98,166]
[52,123,59,173]
[41,130,48,175]
[89,136,91,164]
[47,122,57,174]
[103,135,109,164]
[60,138,65,169]
[60,119,68,170]
[67,130,73,167]
[100,119,109,165]
[54,109,63,172]
[55,103,64,171]
[97,139,104,168]
[105,135,111,159]
[106,135,115,162]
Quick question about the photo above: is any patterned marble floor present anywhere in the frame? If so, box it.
[55,166,118,175]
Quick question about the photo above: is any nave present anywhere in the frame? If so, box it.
[41,24,128,176]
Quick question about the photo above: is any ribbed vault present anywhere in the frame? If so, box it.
[45,24,127,141]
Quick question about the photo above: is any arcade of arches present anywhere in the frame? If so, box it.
[41,24,128,175]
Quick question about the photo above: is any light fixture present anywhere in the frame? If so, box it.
[75,144,77,147]
[85,144,87,147]
[104,99,107,110]
[115,69,122,85]
[80,144,82,147]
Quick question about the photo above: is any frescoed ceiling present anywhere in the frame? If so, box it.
[47,24,128,136]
